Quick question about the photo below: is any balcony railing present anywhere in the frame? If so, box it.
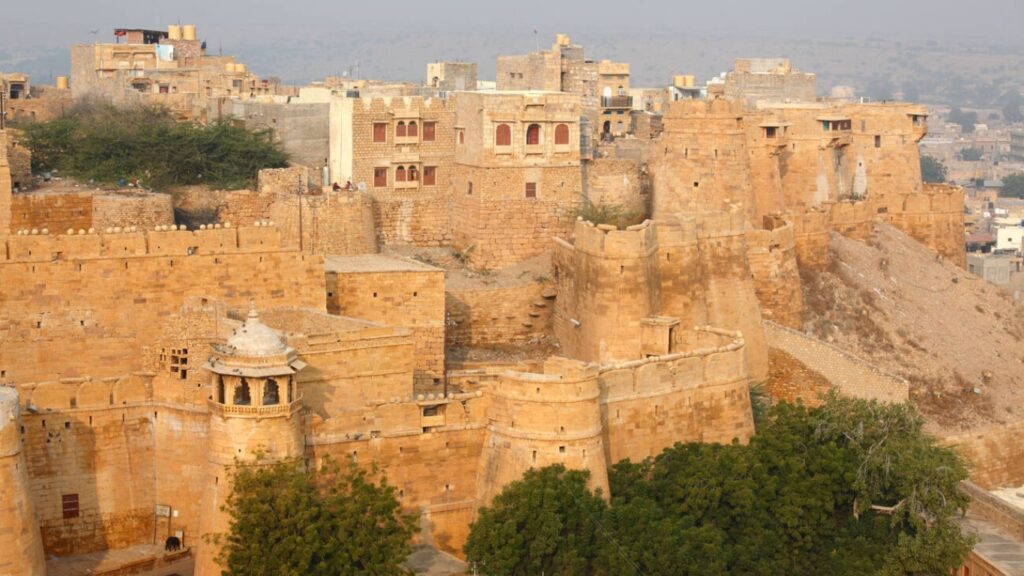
[208,398,302,418]
[601,95,633,109]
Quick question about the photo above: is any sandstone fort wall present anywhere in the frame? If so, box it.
[763,321,909,403]
[945,420,1024,490]
[745,219,803,328]
[325,259,446,387]
[0,386,46,574]
[0,226,325,383]
[445,281,555,351]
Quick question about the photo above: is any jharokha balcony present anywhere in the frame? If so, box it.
[601,95,633,109]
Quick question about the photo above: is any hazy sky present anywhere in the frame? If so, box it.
[7,0,1023,42]
[3,0,1023,85]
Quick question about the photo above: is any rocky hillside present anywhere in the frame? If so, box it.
[801,223,1024,434]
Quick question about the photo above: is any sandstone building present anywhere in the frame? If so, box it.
[0,32,980,576]
[71,25,286,121]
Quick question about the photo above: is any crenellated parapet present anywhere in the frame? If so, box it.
[1,222,287,262]
[553,219,661,362]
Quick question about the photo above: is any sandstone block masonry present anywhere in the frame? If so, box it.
[554,215,769,381]
[325,254,445,389]
[452,91,583,268]
[9,188,174,235]
[0,130,12,235]
[763,321,909,403]
[0,225,325,383]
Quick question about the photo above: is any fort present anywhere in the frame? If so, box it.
[0,30,1004,576]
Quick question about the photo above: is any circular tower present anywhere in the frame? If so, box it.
[194,307,307,576]
[0,386,46,575]
[476,357,609,505]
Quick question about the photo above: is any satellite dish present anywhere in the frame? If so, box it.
[356,182,367,192]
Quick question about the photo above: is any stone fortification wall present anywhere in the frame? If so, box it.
[745,218,804,328]
[0,132,10,235]
[945,420,1024,490]
[784,182,966,271]
[268,189,377,255]
[10,189,175,235]
[476,358,610,504]
[599,327,755,464]
[0,226,325,383]
[763,321,909,403]
[886,183,965,266]
[452,164,581,268]
[658,211,769,380]
[553,219,660,362]
[649,99,756,224]
[11,374,159,556]
[0,386,46,575]
[305,387,491,556]
[585,157,644,215]
[553,213,769,380]
[724,67,817,105]
[962,481,1024,543]
[325,256,446,387]
[445,280,555,351]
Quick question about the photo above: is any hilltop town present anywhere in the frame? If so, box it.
[0,25,1023,576]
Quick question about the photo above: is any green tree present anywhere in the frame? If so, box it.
[1002,90,1023,124]
[1001,173,1024,198]
[920,155,949,183]
[465,465,608,576]
[470,396,973,576]
[23,101,287,190]
[217,457,416,576]
[948,107,978,133]
[957,147,984,162]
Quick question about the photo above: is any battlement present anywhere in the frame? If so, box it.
[663,98,744,121]
[0,222,288,263]
[357,94,453,113]
[745,220,795,253]
[567,218,658,258]
[657,209,748,247]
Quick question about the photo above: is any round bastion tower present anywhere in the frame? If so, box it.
[194,307,307,576]
[0,386,46,576]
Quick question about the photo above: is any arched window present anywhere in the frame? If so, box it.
[396,121,407,138]
[555,124,570,145]
[234,379,251,406]
[495,124,511,147]
[263,379,279,406]
[407,121,418,137]
[526,124,541,145]
[396,166,407,182]
[217,377,225,403]
[617,85,626,95]
[408,166,419,181]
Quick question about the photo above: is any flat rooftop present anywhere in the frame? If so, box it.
[324,254,442,274]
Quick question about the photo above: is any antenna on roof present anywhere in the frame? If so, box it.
[534,29,539,52]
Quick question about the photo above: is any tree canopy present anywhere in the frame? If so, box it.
[1000,173,1024,199]
[216,457,416,576]
[957,147,984,162]
[947,108,978,134]
[466,395,974,576]
[23,101,287,190]
[465,465,608,576]
[920,155,949,184]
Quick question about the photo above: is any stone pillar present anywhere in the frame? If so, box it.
[0,386,46,576]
